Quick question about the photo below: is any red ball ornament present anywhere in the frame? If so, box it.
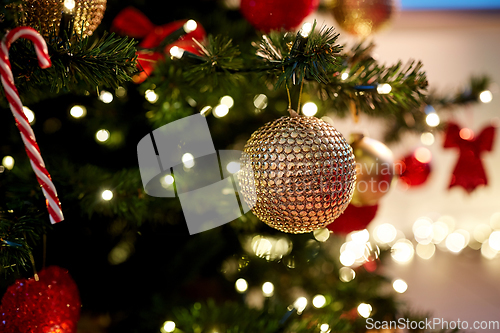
[0,266,81,333]
[327,203,378,235]
[240,0,320,32]
[396,147,432,187]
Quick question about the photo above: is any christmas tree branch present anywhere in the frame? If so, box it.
[2,31,138,101]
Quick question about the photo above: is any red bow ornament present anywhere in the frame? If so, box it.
[112,7,206,83]
[443,122,496,193]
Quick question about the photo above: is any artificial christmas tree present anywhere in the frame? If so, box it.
[0,1,497,332]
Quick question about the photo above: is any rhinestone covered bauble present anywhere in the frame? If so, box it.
[238,114,356,234]
[20,0,107,38]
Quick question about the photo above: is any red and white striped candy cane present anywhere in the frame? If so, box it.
[0,27,63,224]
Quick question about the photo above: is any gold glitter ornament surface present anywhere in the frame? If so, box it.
[20,0,107,38]
[330,0,397,37]
[238,114,356,234]
[350,134,394,206]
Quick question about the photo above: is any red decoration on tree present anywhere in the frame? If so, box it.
[443,122,496,193]
[112,7,206,82]
[327,203,378,235]
[396,147,432,187]
[240,0,320,33]
[0,266,81,333]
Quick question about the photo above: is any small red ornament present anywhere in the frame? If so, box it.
[327,203,378,235]
[443,122,496,193]
[396,147,432,187]
[112,7,206,82]
[240,0,320,33]
[0,266,81,333]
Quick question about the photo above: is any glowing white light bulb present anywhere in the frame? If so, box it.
[341,72,349,81]
[164,175,175,185]
[23,107,35,124]
[145,89,159,103]
[357,303,372,318]
[312,295,326,308]
[479,90,493,103]
[102,190,113,201]
[214,104,229,118]
[262,282,274,297]
[64,0,75,10]
[377,83,392,94]
[2,156,15,170]
[426,113,440,127]
[392,279,408,293]
[320,323,330,332]
[96,129,110,142]
[169,46,184,59]
[220,95,234,108]
[235,278,248,293]
[182,153,195,168]
[302,102,318,117]
[70,105,87,118]
[339,250,356,266]
[300,22,313,37]
[99,91,113,104]
[294,297,308,313]
[183,20,198,33]
[162,321,176,333]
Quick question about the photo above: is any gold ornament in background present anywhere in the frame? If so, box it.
[350,134,394,206]
[330,0,397,37]
[238,112,356,234]
[20,0,107,38]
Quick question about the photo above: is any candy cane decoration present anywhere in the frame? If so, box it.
[0,27,63,224]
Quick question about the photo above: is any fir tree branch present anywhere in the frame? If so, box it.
[0,202,48,275]
[1,31,138,101]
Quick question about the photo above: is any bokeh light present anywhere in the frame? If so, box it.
[357,303,372,318]
[302,102,318,117]
[377,83,392,94]
[23,107,35,124]
[182,153,195,168]
[145,89,159,103]
[312,295,326,308]
[393,279,408,293]
[374,223,397,244]
[235,278,248,293]
[426,113,440,127]
[70,105,87,118]
[416,243,435,259]
[101,190,113,201]
[421,132,435,145]
[99,91,113,103]
[183,19,197,33]
[214,104,229,118]
[391,239,414,263]
[262,282,274,297]
[479,90,493,103]
[96,129,110,142]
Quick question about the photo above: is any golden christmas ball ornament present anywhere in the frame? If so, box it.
[238,110,356,234]
[350,134,394,206]
[19,0,107,38]
[330,0,398,37]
